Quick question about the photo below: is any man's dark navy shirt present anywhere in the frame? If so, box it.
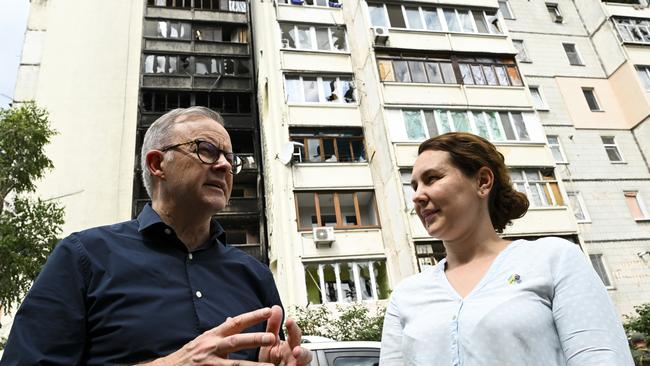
[0,204,282,365]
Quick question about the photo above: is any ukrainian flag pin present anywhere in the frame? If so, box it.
[507,274,521,285]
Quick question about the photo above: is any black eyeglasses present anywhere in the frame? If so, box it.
[160,139,243,175]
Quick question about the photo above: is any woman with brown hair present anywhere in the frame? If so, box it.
[379,132,632,365]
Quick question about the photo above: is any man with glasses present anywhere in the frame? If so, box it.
[1,107,312,366]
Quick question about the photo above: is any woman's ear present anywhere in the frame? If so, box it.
[145,150,166,180]
[476,166,494,198]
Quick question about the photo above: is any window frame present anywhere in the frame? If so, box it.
[294,191,380,230]
[529,86,548,110]
[601,136,624,163]
[303,260,387,304]
[289,129,367,163]
[414,241,446,271]
[589,254,614,289]
[497,0,514,19]
[566,191,590,223]
[279,23,349,52]
[624,191,650,221]
[562,43,584,66]
[546,135,567,164]
[284,75,356,104]
[582,88,602,112]
[636,65,650,91]
[545,3,563,23]
[512,39,531,63]
[509,168,564,208]
[613,17,650,44]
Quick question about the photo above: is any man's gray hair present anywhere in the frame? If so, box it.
[140,106,225,198]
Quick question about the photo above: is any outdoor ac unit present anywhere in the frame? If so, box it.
[554,15,564,23]
[372,27,389,45]
[313,226,335,247]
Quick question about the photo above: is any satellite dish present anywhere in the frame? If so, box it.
[279,141,304,165]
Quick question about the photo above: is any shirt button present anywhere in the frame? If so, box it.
[164,228,172,235]
[195,291,203,298]
[188,253,193,260]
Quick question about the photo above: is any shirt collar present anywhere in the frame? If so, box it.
[137,203,227,248]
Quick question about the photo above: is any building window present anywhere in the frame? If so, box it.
[401,170,415,211]
[144,20,191,39]
[147,0,246,12]
[289,128,366,163]
[389,109,531,142]
[636,65,650,90]
[529,87,547,110]
[613,17,650,43]
[377,53,522,87]
[304,260,388,304]
[280,23,347,52]
[512,39,531,62]
[601,136,623,162]
[589,254,612,288]
[368,3,502,34]
[141,91,251,114]
[624,191,650,220]
[582,88,601,111]
[546,3,563,23]
[143,55,250,76]
[148,0,191,8]
[415,241,446,270]
[498,0,514,19]
[279,0,341,8]
[563,43,583,65]
[285,75,355,103]
[567,191,590,222]
[194,25,248,43]
[295,191,379,230]
[547,135,567,163]
[510,168,564,207]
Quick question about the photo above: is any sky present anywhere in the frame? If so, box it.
[0,0,30,108]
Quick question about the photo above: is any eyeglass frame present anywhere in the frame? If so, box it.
[159,139,243,175]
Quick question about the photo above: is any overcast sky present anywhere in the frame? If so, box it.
[0,0,30,108]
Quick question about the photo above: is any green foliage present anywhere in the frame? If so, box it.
[0,102,63,312]
[291,303,386,342]
[0,102,55,200]
[624,303,650,337]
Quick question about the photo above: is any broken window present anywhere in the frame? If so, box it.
[295,191,379,229]
[510,169,563,207]
[284,75,356,103]
[229,0,247,12]
[290,127,366,163]
[368,3,389,27]
[280,23,347,52]
[304,260,388,304]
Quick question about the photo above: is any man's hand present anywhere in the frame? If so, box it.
[259,305,313,366]
[140,307,277,366]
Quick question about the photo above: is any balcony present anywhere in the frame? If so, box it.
[276,3,343,25]
[144,39,249,55]
[281,51,352,73]
[300,228,384,259]
[218,197,259,216]
[292,163,372,189]
[145,7,247,23]
[287,104,362,126]
[142,75,252,91]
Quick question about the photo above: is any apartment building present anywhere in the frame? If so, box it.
[503,0,650,315]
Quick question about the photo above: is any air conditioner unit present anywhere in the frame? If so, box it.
[554,15,564,23]
[313,226,335,248]
[372,27,389,45]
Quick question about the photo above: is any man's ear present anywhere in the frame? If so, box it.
[476,166,494,198]
[145,150,166,180]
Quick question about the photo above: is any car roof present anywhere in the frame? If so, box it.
[301,341,381,351]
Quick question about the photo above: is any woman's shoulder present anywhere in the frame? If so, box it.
[511,236,579,255]
[392,263,442,297]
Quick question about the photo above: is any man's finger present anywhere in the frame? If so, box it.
[285,317,302,349]
[212,332,277,355]
[214,308,272,336]
[265,305,283,336]
[292,345,313,366]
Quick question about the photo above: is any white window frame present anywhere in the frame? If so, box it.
[546,135,567,164]
[510,169,563,207]
[582,88,602,112]
[306,260,384,304]
[636,65,650,91]
[284,75,356,104]
[529,86,548,110]
[624,191,650,221]
[613,17,650,44]
[498,0,514,19]
[562,43,584,66]
[279,23,348,52]
[601,135,624,163]
[566,191,590,222]
[589,253,614,289]
[513,39,531,62]
[545,3,563,23]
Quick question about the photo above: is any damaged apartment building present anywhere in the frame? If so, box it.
[3,0,650,340]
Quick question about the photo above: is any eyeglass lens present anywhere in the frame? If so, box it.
[196,141,242,174]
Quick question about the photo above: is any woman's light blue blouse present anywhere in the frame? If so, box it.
[380,237,633,366]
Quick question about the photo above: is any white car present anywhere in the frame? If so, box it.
[301,338,380,366]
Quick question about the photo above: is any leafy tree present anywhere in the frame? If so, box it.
[624,303,650,337]
[291,303,386,342]
[0,102,64,314]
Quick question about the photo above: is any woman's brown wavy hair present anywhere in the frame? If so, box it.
[417,132,529,233]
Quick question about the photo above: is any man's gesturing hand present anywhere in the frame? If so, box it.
[259,305,313,366]
[142,307,277,366]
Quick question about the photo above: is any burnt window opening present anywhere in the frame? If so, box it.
[141,91,251,114]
